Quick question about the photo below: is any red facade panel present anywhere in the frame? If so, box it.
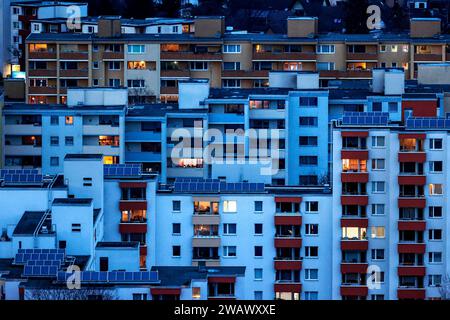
[398,133,426,140]
[119,223,148,234]
[208,277,236,283]
[398,153,426,163]
[341,218,369,228]
[341,131,369,137]
[274,260,303,270]
[398,221,426,231]
[341,196,369,206]
[274,238,302,248]
[402,100,437,121]
[274,197,302,203]
[151,288,181,295]
[274,283,302,293]
[274,216,302,226]
[119,182,147,188]
[341,173,369,183]
[398,243,426,254]
[340,286,368,296]
[398,199,426,208]
[398,266,426,277]
[340,263,369,274]
[119,201,147,211]
[341,151,369,160]
[398,176,426,185]
[397,289,426,300]
[341,240,369,251]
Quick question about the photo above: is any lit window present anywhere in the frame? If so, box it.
[127,61,147,70]
[223,200,237,213]
[192,287,201,299]
[371,226,385,239]
[391,45,398,52]
[65,116,74,125]
[429,184,443,195]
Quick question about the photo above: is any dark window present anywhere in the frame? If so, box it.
[254,246,263,257]
[254,224,263,235]
[100,257,108,271]
[172,223,181,234]
[173,245,181,257]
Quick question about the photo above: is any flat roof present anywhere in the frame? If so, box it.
[52,198,93,206]
[64,154,103,161]
[13,211,46,236]
[96,242,139,249]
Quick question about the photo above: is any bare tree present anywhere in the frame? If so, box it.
[439,275,450,300]
[25,288,118,300]
[128,82,156,104]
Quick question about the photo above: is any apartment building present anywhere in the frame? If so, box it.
[23,16,450,105]
[2,87,127,174]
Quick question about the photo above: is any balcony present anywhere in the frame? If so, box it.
[397,288,425,300]
[273,283,302,293]
[341,195,368,206]
[398,176,426,185]
[119,200,147,211]
[160,70,190,78]
[221,70,269,78]
[60,69,89,78]
[319,70,372,78]
[253,52,317,61]
[59,52,89,60]
[125,152,161,162]
[341,218,368,228]
[82,145,120,155]
[192,237,221,247]
[274,238,302,248]
[398,153,426,163]
[125,131,162,142]
[398,198,426,208]
[346,52,378,61]
[83,125,120,136]
[102,51,124,60]
[29,52,57,60]
[398,221,426,231]
[341,172,369,183]
[28,69,57,77]
[208,113,245,124]
[28,87,57,95]
[160,51,223,61]
[160,87,179,95]
[398,266,426,277]
[414,53,442,62]
[340,286,368,297]
[4,145,42,156]
[274,259,302,271]
[3,124,42,135]
[119,223,147,234]
[341,240,368,251]
[341,263,369,274]
[341,150,369,160]
[398,243,426,254]
[274,216,302,226]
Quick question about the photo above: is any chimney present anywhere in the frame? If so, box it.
[410,18,441,38]
[269,71,297,88]
[287,17,318,38]
[98,16,122,38]
[194,16,225,38]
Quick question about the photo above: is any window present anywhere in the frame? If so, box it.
[223,223,237,235]
[305,269,318,280]
[99,257,108,271]
[172,200,181,212]
[254,291,263,300]
[299,97,318,107]
[128,44,145,54]
[429,252,442,264]
[388,102,398,112]
[190,61,208,71]
[372,102,382,112]
[93,79,99,86]
[65,116,74,125]
[305,246,318,258]
[299,156,318,166]
[254,246,263,257]
[172,223,181,235]
[223,246,237,257]
[299,117,318,127]
[304,291,319,300]
[429,138,443,150]
[93,61,99,69]
[93,45,99,52]
[254,201,263,212]
[317,45,335,54]
[127,79,145,88]
[371,294,385,300]
[222,79,241,88]
[371,249,385,260]
[65,136,74,146]
[108,61,121,70]
[71,223,81,232]
[305,201,319,213]
[223,200,237,213]
[305,224,319,235]
[108,79,121,87]
[372,181,385,193]
[50,116,59,125]
[50,157,59,167]
[223,62,241,70]
[371,204,385,216]
[172,245,181,257]
[192,287,201,299]
[429,161,443,173]
[254,223,263,235]
[429,184,443,195]
[429,206,442,218]
[372,159,385,170]
[300,175,318,185]
[254,268,263,280]
[223,44,241,53]
[132,293,147,300]
[429,275,442,287]
[299,136,318,146]
[316,62,335,71]
[429,229,442,241]
[370,271,385,284]
[50,136,59,146]
[371,226,385,239]
[380,45,386,52]
[402,45,409,53]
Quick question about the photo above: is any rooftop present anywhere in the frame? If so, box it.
[64,154,104,161]
[52,198,93,206]
[96,242,140,249]
[13,211,46,236]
